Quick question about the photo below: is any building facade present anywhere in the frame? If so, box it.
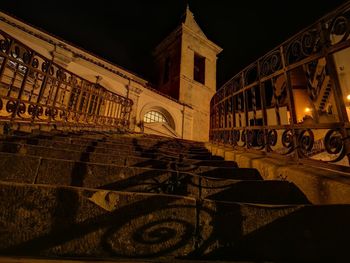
[0,6,221,141]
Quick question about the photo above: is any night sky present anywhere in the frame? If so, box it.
[0,0,348,87]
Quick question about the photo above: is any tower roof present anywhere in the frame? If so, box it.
[182,4,207,39]
[154,3,222,56]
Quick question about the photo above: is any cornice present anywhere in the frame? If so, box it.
[153,23,222,57]
[0,13,147,85]
[182,24,222,54]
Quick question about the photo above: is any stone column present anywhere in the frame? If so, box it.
[181,104,194,140]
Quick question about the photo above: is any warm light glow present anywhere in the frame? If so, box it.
[347,94,350,101]
[305,107,311,113]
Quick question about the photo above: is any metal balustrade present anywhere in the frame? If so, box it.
[0,30,133,131]
[210,2,350,169]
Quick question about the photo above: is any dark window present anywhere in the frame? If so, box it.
[249,118,263,126]
[163,57,171,84]
[194,53,205,84]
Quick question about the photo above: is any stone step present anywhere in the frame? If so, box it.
[198,167,260,179]
[197,177,309,204]
[0,141,157,166]
[0,151,253,187]
[0,181,348,262]
[9,132,207,151]
[23,130,203,148]
[75,132,206,148]
[0,138,213,159]
[0,142,232,172]
[0,256,261,263]
[0,152,307,204]
[200,199,350,262]
[0,181,197,259]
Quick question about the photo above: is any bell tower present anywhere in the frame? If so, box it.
[153,5,222,141]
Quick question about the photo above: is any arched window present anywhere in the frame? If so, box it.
[143,110,168,124]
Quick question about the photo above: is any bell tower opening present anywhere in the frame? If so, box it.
[194,53,205,84]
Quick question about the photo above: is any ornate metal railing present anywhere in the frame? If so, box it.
[0,30,133,131]
[210,2,350,169]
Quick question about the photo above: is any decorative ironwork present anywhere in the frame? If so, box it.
[244,64,258,85]
[267,129,277,147]
[324,129,347,162]
[285,28,322,65]
[327,8,350,45]
[233,130,240,145]
[246,129,254,147]
[241,130,247,146]
[0,38,10,52]
[6,100,16,113]
[281,129,295,154]
[256,129,265,148]
[210,2,350,169]
[298,129,315,156]
[260,50,282,77]
[0,30,133,131]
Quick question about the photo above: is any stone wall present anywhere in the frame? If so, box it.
[207,143,350,205]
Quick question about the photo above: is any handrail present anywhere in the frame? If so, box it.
[210,2,350,169]
[0,29,133,131]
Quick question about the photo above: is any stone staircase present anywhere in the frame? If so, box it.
[0,131,350,262]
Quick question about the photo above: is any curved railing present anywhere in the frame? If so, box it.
[0,30,133,131]
[210,2,350,170]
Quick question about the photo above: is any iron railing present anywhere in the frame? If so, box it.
[210,2,350,169]
[0,30,133,131]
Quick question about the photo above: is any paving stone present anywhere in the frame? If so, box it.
[0,152,39,183]
[0,182,197,258]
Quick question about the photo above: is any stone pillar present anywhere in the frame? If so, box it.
[51,44,73,68]
[126,84,142,131]
[181,105,194,140]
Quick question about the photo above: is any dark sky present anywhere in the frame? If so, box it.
[0,0,348,87]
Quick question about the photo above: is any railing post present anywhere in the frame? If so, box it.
[257,61,268,153]
[242,72,249,149]
[280,45,299,163]
[12,50,34,120]
[0,37,14,85]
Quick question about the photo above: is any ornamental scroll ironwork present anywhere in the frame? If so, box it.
[327,8,350,45]
[324,129,347,162]
[0,30,133,130]
[285,27,322,65]
[260,50,282,77]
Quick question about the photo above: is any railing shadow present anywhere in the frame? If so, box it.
[1,183,350,261]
